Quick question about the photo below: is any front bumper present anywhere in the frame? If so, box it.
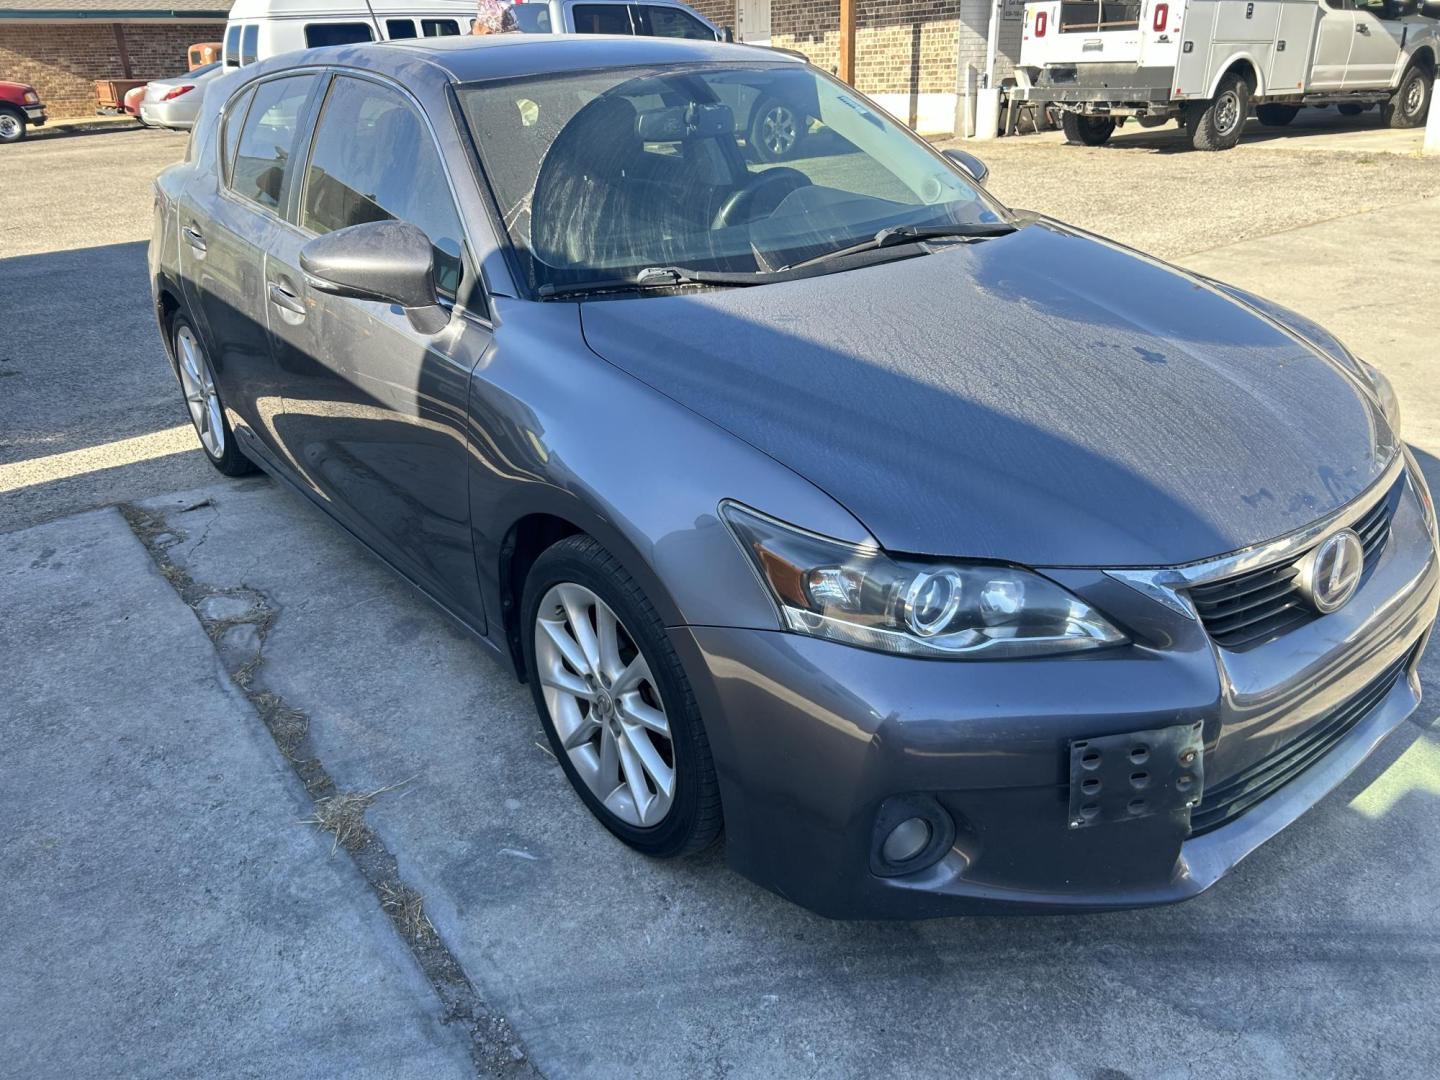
[23,104,45,126]
[674,480,1438,919]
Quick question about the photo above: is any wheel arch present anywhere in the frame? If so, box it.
[1207,56,1263,100]
[1405,44,1435,77]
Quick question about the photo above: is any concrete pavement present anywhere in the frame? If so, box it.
[0,507,477,1079]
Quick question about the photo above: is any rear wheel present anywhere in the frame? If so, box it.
[522,535,722,858]
[1188,72,1251,150]
[1060,112,1116,147]
[1255,103,1299,127]
[748,97,806,162]
[1385,64,1432,128]
[172,315,256,476]
[0,108,26,144]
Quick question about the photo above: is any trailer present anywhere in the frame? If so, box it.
[1013,0,1440,149]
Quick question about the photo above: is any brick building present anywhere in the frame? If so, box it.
[690,0,1024,133]
[0,0,230,119]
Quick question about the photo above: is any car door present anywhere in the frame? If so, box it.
[177,73,319,450]
[1343,0,1404,88]
[1310,0,1357,91]
[262,72,489,625]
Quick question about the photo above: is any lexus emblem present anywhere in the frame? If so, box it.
[1300,529,1365,614]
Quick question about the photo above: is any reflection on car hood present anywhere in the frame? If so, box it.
[578,220,1396,567]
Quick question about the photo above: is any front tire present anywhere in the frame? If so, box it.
[171,314,256,477]
[1385,64,1432,129]
[0,108,26,144]
[1188,73,1251,150]
[1061,112,1116,146]
[522,535,722,858]
[1255,103,1299,127]
[747,97,806,162]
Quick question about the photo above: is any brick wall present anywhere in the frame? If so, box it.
[688,0,737,30]
[763,0,1022,96]
[0,21,224,119]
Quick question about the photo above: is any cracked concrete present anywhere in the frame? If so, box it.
[119,494,535,1078]
[0,507,476,1079]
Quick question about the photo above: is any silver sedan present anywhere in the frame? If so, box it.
[139,62,223,131]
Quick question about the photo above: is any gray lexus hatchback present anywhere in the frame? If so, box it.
[150,34,1438,918]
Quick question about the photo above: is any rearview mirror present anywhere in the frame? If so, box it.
[299,220,449,335]
[942,148,990,186]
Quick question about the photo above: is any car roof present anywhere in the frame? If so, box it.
[252,34,802,86]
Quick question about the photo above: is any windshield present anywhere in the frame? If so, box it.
[459,63,1008,293]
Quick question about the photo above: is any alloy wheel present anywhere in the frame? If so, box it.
[759,104,798,157]
[176,323,225,459]
[534,582,676,828]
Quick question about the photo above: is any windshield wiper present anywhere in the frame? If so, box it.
[781,222,1018,272]
[537,265,769,299]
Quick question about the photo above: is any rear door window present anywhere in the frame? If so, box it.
[228,75,318,211]
[221,85,255,183]
[386,18,418,38]
[507,4,553,31]
[421,18,461,35]
[637,5,715,38]
[300,76,466,298]
[304,22,376,47]
[571,4,635,33]
[240,24,259,65]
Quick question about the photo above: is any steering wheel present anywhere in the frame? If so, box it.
[712,168,811,229]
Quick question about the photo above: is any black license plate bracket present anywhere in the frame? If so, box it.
[1068,721,1204,829]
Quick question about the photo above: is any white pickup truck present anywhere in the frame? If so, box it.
[1013,0,1440,149]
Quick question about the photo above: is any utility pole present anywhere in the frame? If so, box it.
[838,0,856,85]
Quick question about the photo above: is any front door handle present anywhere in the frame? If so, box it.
[267,281,307,316]
[181,224,206,252]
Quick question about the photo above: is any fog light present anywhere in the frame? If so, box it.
[881,817,932,864]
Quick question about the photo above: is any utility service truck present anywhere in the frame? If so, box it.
[1013,0,1440,149]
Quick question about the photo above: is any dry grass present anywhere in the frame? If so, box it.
[301,776,415,854]
[379,881,437,946]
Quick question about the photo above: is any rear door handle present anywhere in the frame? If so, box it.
[181,224,206,252]
[267,281,307,316]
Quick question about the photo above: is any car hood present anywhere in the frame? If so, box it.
[578,220,1396,567]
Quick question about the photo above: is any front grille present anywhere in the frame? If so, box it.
[1190,653,1411,836]
[1187,477,1403,651]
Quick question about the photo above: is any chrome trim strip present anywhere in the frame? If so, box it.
[1107,453,1405,606]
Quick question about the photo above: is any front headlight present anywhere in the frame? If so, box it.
[722,503,1127,659]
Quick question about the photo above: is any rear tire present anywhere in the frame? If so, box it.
[1188,72,1251,150]
[1255,103,1299,127]
[171,314,256,477]
[522,534,722,859]
[1061,112,1116,147]
[1385,64,1432,129]
[0,107,26,144]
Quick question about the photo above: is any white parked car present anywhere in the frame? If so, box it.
[221,0,475,68]
[138,62,225,130]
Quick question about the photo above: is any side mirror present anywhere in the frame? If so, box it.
[300,220,449,335]
[719,26,735,42]
[942,148,990,186]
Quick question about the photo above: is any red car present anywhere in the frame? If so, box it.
[0,79,45,143]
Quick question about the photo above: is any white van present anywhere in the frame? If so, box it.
[222,0,478,68]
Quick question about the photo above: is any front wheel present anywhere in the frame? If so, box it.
[1385,65,1432,129]
[0,108,26,144]
[1255,104,1299,127]
[522,535,722,858]
[1060,112,1116,147]
[1188,73,1251,150]
[172,315,256,476]
[747,97,806,162]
